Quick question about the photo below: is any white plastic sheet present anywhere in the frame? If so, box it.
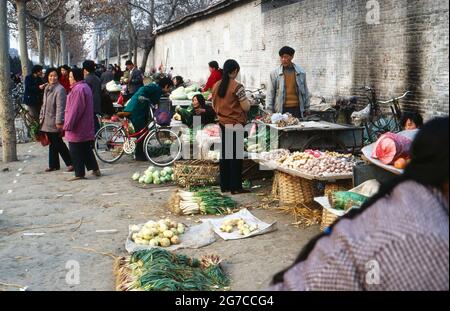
[203,209,277,241]
[125,222,216,253]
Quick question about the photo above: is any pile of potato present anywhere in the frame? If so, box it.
[219,218,259,236]
[131,219,185,247]
[279,151,355,176]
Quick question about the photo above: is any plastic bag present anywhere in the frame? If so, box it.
[329,191,369,211]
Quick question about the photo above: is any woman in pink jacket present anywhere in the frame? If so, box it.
[63,68,101,181]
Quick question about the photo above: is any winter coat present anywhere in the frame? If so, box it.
[40,83,67,133]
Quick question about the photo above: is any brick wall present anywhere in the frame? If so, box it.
[152,0,449,119]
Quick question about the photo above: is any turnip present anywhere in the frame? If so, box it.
[149,239,159,247]
[160,238,171,247]
[163,230,174,238]
[170,236,180,245]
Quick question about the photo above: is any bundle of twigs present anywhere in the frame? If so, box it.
[278,202,322,228]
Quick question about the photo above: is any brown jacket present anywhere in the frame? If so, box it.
[40,83,67,133]
[212,79,248,125]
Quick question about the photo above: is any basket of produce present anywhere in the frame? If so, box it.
[275,172,316,205]
[173,160,219,188]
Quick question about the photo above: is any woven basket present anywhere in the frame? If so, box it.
[324,179,353,198]
[272,171,280,198]
[320,208,340,232]
[173,160,219,188]
[276,172,316,205]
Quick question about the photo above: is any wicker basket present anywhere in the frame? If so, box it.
[173,160,219,188]
[272,171,280,198]
[320,208,340,232]
[324,179,353,198]
[276,172,316,205]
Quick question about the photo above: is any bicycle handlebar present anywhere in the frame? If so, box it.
[378,91,411,104]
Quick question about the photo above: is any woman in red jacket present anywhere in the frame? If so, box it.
[202,61,223,92]
[58,65,71,94]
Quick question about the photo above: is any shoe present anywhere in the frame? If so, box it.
[67,176,87,181]
[45,168,59,172]
[92,170,101,177]
[231,189,251,195]
[221,189,230,194]
[66,166,74,172]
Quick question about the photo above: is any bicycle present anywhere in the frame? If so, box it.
[351,86,411,144]
[10,83,38,140]
[245,88,267,121]
[94,103,182,166]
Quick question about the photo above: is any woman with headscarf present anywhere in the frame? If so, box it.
[270,117,449,290]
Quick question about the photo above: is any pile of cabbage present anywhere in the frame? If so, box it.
[169,84,210,101]
[132,166,174,185]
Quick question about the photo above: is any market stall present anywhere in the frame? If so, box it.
[257,119,364,153]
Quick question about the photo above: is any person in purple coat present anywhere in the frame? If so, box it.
[63,68,101,181]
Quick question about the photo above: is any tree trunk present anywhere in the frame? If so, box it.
[140,39,155,73]
[127,32,132,62]
[67,51,71,65]
[133,39,138,67]
[55,46,60,67]
[60,29,67,65]
[116,33,121,65]
[16,0,30,77]
[0,0,18,162]
[38,19,45,65]
[49,42,54,67]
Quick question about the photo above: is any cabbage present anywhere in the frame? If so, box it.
[152,171,160,179]
[170,87,188,100]
[153,177,161,185]
[187,91,201,100]
[160,170,167,177]
[185,84,198,93]
[132,172,140,181]
[139,176,145,183]
[147,166,155,173]
[144,174,153,184]
[163,167,173,174]
[106,81,122,92]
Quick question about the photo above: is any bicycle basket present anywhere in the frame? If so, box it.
[155,108,172,126]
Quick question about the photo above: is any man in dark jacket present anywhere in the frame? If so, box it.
[125,60,143,96]
[100,65,115,90]
[23,65,47,120]
[83,60,102,133]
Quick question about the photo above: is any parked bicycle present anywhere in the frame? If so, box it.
[11,83,38,140]
[351,86,411,144]
[94,103,182,166]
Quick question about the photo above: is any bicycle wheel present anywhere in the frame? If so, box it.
[144,128,182,167]
[94,124,126,163]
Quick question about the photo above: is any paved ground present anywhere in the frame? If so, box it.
[0,142,319,291]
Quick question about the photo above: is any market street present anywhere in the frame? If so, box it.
[0,142,318,291]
